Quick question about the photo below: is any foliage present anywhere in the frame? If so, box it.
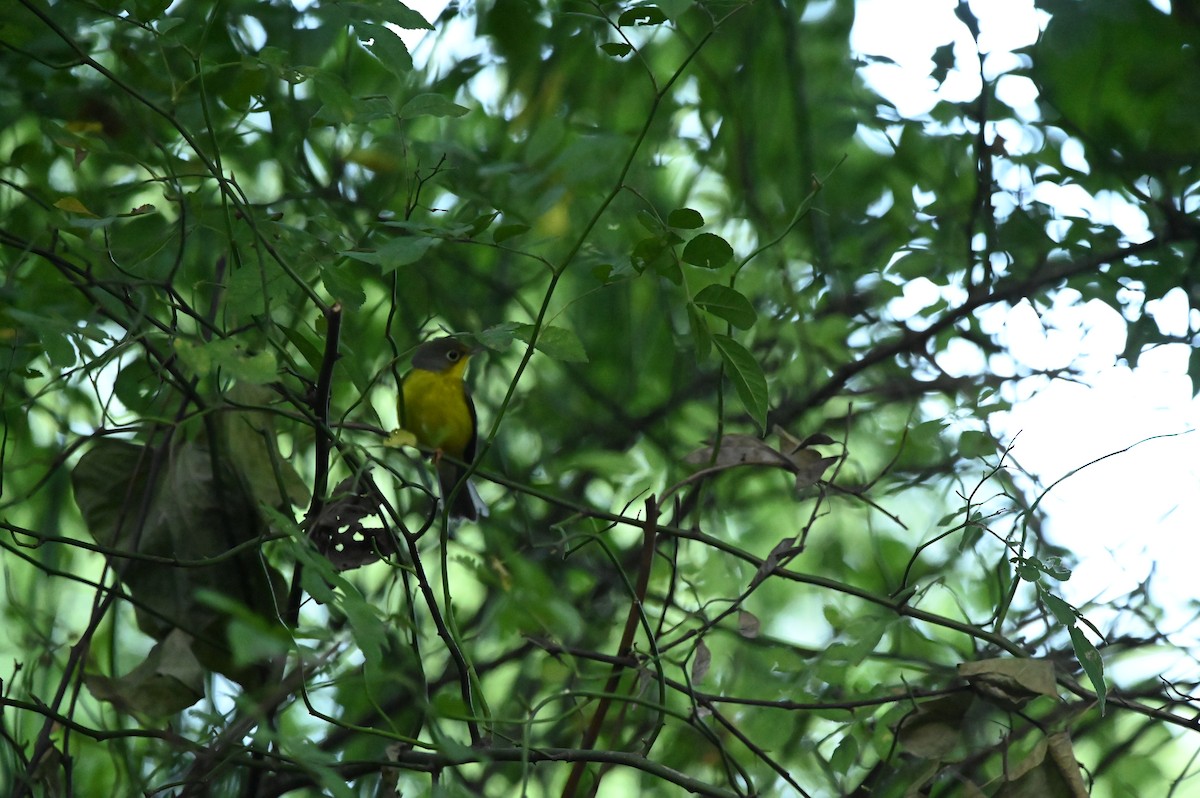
[2,0,1200,796]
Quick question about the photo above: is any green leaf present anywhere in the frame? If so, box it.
[958,429,996,459]
[173,338,277,385]
[618,6,667,26]
[930,42,955,86]
[600,42,633,58]
[310,71,357,124]
[687,302,712,360]
[936,508,964,527]
[355,21,413,76]
[1016,561,1042,583]
[337,581,390,668]
[825,616,889,666]
[493,223,530,243]
[478,322,520,351]
[693,284,757,329]
[655,256,684,285]
[1069,626,1107,715]
[321,265,367,311]
[224,350,276,384]
[831,734,859,773]
[1035,0,1200,170]
[466,212,499,237]
[133,0,172,22]
[682,233,734,269]
[513,324,588,363]
[1034,556,1072,581]
[399,93,470,119]
[343,236,436,270]
[45,332,77,368]
[667,208,704,229]
[355,0,433,29]
[195,589,292,667]
[1041,589,1077,627]
[635,209,663,234]
[280,326,324,374]
[631,236,670,274]
[112,357,165,414]
[221,383,309,508]
[713,334,767,432]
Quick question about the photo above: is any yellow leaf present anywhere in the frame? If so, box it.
[65,120,104,134]
[54,197,96,216]
[345,148,403,173]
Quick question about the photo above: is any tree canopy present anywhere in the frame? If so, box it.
[2,0,1199,796]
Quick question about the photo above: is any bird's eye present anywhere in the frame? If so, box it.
[447,350,461,362]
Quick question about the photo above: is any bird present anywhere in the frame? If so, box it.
[398,337,488,520]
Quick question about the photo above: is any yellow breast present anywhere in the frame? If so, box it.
[401,366,473,458]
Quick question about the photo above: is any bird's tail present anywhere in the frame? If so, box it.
[437,462,488,521]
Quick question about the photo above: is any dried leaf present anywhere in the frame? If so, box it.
[1045,732,1089,797]
[685,430,836,494]
[791,449,839,493]
[684,434,788,468]
[959,657,1058,709]
[308,475,393,571]
[737,610,761,638]
[84,629,205,716]
[999,731,1088,798]
[774,425,805,454]
[749,535,801,589]
[774,425,837,454]
[692,639,712,683]
[895,694,972,760]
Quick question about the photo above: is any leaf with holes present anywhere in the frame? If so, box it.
[618,6,667,26]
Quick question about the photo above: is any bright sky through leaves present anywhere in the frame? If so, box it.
[854,0,1200,658]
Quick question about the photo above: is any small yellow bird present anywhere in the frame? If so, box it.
[399,337,487,520]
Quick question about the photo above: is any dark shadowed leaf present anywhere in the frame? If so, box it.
[667,208,704,229]
[399,93,470,118]
[682,233,734,269]
[600,42,633,58]
[513,323,589,362]
[617,6,667,26]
